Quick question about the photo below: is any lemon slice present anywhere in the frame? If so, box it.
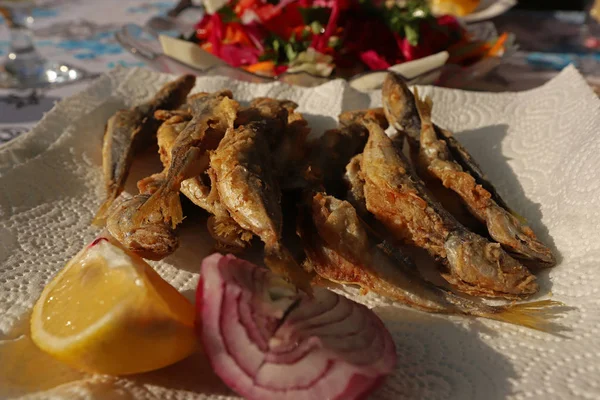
[30,236,197,375]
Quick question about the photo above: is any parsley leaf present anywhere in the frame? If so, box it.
[404,24,419,46]
[375,0,432,45]
[263,34,311,65]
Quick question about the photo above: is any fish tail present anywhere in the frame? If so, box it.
[413,87,433,123]
[446,292,568,332]
[167,190,184,228]
[508,208,529,225]
[481,300,567,332]
[265,243,313,296]
[133,186,183,229]
[92,197,115,226]
[132,189,161,226]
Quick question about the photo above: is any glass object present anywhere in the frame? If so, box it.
[0,0,84,88]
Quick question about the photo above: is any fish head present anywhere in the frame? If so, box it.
[486,206,556,268]
[311,193,370,264]
[444,231,538,299]
[382,73,421,143]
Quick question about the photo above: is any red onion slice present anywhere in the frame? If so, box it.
[197,253,397,400]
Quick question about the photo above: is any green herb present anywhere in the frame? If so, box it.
[285,43,298,61]
[328,35,341,49]
[310,20,324,34]
[272,37,282,53]
[217,5,239,23]
[300,26,311,40]
[263,33,311,65]
[374,0,433,45]
[404,24,420,46]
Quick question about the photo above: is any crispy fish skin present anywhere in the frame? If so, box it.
[344,154,368,215]
[301,193,562,331]
[413,90,555,267]
[360,118,538,299]
[134,90,239,229]
[95,75,196,224]
[107,169,180,261]
[106,191,179,261]
[304,193,448,312]
[243,97,311,178]
[155,113,252,250]
[210,121,312,291]
[109,108,244,260]
[295,108,385,193]
[436,126,513,211]
[338,108,388,130]
[211,122,281,241]
[155,113,218,214]
[383,72,554,267]
[382,74,420,146]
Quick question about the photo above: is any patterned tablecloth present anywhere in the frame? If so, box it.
[0,0,170,144]
[0,2,599,145]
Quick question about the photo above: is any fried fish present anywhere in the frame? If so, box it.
[300,192,561,331]
[155,111,252,251]
[360,117,538,299]
[95,75,196,224]
[210,121,312,291]
[383,73,555,267]
[133,90,238,228]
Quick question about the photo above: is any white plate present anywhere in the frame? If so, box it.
[1,66,599,399]
[462,0,517,23]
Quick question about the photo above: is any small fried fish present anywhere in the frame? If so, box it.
[383,72,555,267]
[106,181,179,261]
[95,75,195,224]
[360,118,538,299]
[382,74,420,147]
[155,111,252,251]
[414,92,555,267]
[133,90,238,228]
[210,121,312,292]
[300,192,562,332]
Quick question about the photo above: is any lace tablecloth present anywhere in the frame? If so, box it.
[0,0,166,144]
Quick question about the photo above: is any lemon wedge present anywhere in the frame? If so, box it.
[30,235,197,375]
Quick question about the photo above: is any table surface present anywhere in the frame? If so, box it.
[0,1,599,146]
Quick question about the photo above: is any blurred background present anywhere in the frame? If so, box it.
[0,0,599,144]
[516,0,586,9]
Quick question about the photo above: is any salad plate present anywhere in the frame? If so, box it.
[116,0,517,90]
[1,65,600,399]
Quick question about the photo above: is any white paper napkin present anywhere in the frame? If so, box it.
[1,65,599,400]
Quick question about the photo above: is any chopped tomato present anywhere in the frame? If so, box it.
[224,23,253,47]
[260,4,304,39]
